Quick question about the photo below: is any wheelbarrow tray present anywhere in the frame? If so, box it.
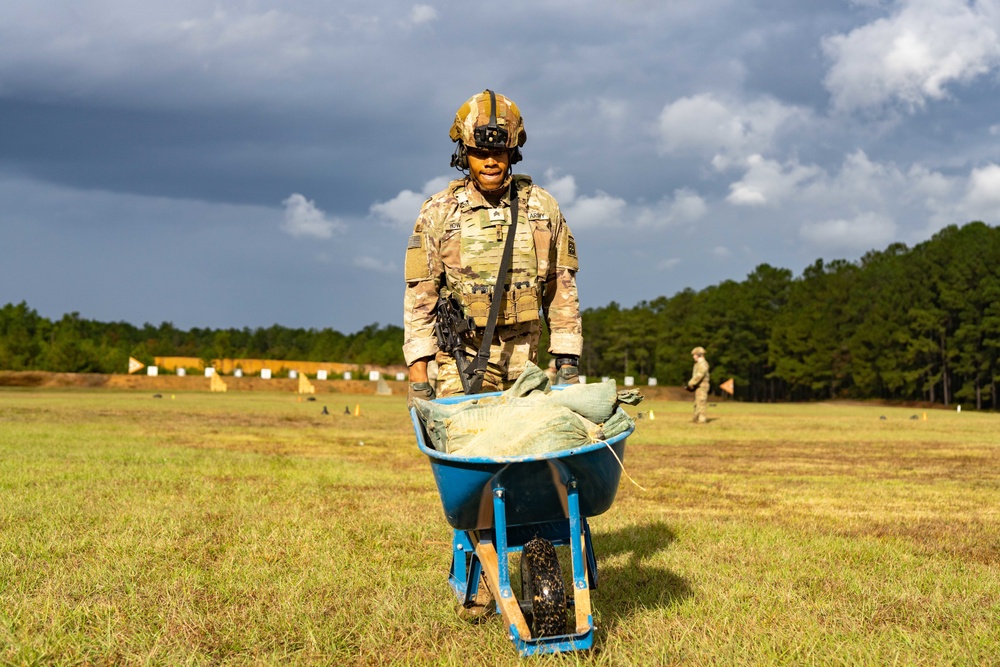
[410,393,630,531]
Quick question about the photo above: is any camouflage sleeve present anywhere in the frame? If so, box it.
[542,207,583,356]
[402,201,444,366]
[688,359,709,387]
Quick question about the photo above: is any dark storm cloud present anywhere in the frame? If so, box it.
[2,0,1000,333]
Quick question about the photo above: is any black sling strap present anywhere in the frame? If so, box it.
[465,179,519,394]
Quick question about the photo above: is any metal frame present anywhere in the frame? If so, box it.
[447,483,600,656]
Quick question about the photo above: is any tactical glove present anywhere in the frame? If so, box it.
[684,384,695,392]
[408,381,435,408]
[554,356,580,385]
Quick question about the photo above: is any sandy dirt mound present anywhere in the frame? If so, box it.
[0,371,406,395]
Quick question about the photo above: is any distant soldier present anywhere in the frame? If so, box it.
[403,89,582,405]
[686,346,710,424]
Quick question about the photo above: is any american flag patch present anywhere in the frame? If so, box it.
[407,235,421,249]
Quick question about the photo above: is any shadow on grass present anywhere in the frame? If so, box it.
[591,521,692,635]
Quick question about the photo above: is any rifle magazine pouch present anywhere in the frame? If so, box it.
[405,234,431,281]
[501,289,516,323]
[512,283,540,323]
[463,287,491,327]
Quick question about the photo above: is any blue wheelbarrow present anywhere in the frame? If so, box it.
[410,391,632,656]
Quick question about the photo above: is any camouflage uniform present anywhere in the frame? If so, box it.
[687,350,710,423]
[403,174,582,396]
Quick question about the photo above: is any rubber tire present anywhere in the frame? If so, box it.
[520,537,567,637]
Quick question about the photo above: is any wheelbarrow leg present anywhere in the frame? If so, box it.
[471,486,532,642]
[449,530,478,601]
[566,479,593,634]
[450,529,500,622]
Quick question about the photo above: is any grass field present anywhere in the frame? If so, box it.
[1,388,998,666]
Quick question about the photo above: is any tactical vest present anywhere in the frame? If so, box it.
[449,181,541,328]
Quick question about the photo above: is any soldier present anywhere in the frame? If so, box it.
[403,89,582,404]
[686,346,710,424]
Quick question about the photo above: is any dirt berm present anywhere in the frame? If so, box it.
[0,371,691,400]
[0,371,394,394]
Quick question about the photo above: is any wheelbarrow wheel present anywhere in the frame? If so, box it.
[520,537,567,637]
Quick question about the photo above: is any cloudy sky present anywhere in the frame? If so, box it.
[2,0,1000,334]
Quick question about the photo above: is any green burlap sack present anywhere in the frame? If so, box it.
[594,409,633,441]
[499,361,551,399]
[415,361,640,458]
[412,396,492,451]
[449,402,593,458]
[546,380,618,423]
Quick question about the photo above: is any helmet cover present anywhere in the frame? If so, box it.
[449,89,526,149]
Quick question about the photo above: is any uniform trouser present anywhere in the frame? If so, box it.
[693,386,709,423]
[435,321,539,397]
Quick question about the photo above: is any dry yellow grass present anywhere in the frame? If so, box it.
[1,389,997,666]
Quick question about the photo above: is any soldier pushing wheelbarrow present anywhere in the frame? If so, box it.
[402,91,639,655]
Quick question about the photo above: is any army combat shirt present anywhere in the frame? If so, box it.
[688,357,710,391]
[402,174,582,366]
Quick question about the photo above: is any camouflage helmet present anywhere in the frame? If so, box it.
[691,346,706,356]
[449,89,526,150]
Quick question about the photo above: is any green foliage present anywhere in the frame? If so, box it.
[582,222,1000,408]
[0,301,406,372]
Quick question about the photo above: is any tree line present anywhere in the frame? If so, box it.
[3,221,997,408]
[0,307,405,374]
[580,221,1000,409]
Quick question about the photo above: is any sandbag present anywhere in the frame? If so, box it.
[412,396,477,451]
[450,403,593,458]
[500,362,551,399]
[594,409,633,441]
[416,360,640,458]
[546,380,618,424]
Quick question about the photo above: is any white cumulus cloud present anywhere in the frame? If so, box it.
[634,189,708,227]
[369,176,451,228]
[281,193,344,238]
[726,155,821,207]
[404,4,438,27]
[556,183,707,230]
[799,211,898,252]
[563,191,629,229]
[657,93,809,165]
[823,0,1000,113]
[541,169,578,205]
[958,162,1000,221]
